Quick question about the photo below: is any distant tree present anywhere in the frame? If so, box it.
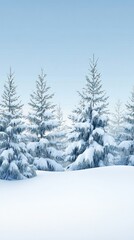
[47,105,67,165]
[66,57,117,170]
[0,69,36,180]
[119,87,134,165]
[109,100,124,142]
[56,105,64,124]
[54,105,67,151]
[27,70,63,171]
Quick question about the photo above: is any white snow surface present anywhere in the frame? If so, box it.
[75,121,91,129]
[68,147,95,170]
[103,133,116,146]
[119,140,133,150]
[92,127,104,135]
[34,157,64,171]
[0,166,134,240]
[1,148,14,158]
[27,141,37,152]
[65,139,84,155]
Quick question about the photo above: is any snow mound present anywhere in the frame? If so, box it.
[0,166,134,240]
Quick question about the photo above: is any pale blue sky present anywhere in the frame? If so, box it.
[0,0,134,116]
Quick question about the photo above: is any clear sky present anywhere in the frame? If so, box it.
[0,0,134,117]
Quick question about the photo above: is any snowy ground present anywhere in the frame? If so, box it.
[0,166,134,240]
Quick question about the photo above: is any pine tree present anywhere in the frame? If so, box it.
[47,105,67,165]
[66,57,117,170]
[27,70,63,171]
[109,100,124,142]
[65,104,85,164]
[79,55,109,114]
[0,69,36,180]
[56,105,64,125]
[119,87,134,165]
[55,105,67,151]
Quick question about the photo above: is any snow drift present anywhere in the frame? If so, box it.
[0,166,134,240]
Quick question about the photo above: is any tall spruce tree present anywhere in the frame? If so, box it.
[27,70,63,171]
[119,87,134,165]
[0,69,36,180]
[66,57,117,170]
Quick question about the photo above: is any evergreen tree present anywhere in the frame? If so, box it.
[79,55,109,114]
[109,100,124,143]
[65,104,85,164]
[0,69,36,180]
[66,57,117,170]
[56,105,64,125]
[119,87,134,165]
[47,105,67,165]
[55,105,67,151]
[27,70,63,171]
[66,104,116,170]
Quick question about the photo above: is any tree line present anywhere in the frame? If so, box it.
[0,56,133,180]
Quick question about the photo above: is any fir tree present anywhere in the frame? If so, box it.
[79,55,109,114]
[0,69,36,180]
[56,105,64,124]
[109,100,124,143]
[27,70,63,171]
[66,104,116,170]
[47,105,67,165]
[119,87,134,165]
[66,57,117,170]
[55,105,67,151]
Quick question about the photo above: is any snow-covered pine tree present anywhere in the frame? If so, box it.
[27,69,63,171]
[119,87,134,165]
[79,55,109,114]
[109,100,124,143]
[66,56,117,170]
[65,102,86,164]
[55,105,67,151]
[56,105,64,124]
[52,105,67,151]
[46,105,67,165]
[0,69,36,180]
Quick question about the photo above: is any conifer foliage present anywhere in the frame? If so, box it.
[0,60,132,178]
[27,70,63,171]
[0,69,36,180]
[79,55,109,114]
[55,105,67,151]
[109,100,124,142]
[119,87,134,165]
[66,57,116,170]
